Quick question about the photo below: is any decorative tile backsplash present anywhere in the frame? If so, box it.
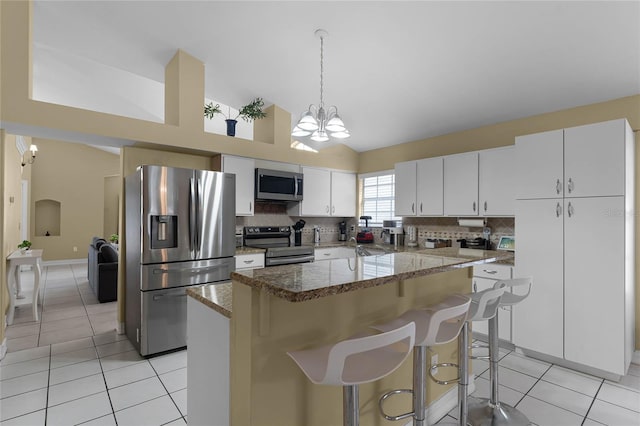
[236,203,514,248]
[235,202,357,244]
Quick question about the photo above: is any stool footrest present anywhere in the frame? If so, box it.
[470,342,490,360]
[378,389,415,421]
[428,363,460,385]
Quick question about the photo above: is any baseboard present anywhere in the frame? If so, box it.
[632,351,640,365]
[0,337,7,361]
[42,258,87,266]
[117,322,125,335]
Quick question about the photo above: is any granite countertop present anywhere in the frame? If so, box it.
[231,247,514,302]
[187,283,232,318]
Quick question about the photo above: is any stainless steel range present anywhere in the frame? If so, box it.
[243,226,314,266]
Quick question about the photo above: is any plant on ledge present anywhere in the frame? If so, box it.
[18,240,32,251]
[204,98,267,137]
[110,234,119,244]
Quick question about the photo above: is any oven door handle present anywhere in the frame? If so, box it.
[266,255,315,266]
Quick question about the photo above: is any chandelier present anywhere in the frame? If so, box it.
[291,29,350,142]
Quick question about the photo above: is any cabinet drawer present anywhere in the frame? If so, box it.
[235,253,265,270]
[315,247,354,261]
[473,264,511,280]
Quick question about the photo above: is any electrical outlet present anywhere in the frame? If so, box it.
[73,246,78,252]
[431,353,438,375]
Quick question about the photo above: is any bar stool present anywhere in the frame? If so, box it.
[373,294,472,426]
[455,286,507,426]
[467,277,533,426]
[287,321,416,426]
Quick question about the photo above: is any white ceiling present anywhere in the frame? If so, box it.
[31,1,640,152]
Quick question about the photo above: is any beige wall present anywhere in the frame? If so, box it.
[30,139,119,261]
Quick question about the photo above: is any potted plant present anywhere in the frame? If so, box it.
[204,97,267,137]
[110,234,119,250]
[18,240,32,254]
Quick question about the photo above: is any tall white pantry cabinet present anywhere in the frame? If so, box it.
[514,119,635,377]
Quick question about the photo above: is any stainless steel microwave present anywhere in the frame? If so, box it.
[255,168,303,201]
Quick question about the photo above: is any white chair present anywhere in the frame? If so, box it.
[467,277,533,426]
[287,321,416,426]
[373,294,472,426]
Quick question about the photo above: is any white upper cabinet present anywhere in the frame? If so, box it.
[331,171,356,217]
[416,157,443,216]
[221,155,255,216]
[479,147,515,216]
[288,167,356,217]
[444,152,479,216]
[300,167,331,216]
[394,161,417,216]
[564,119,627,198]
[515,129,564,200]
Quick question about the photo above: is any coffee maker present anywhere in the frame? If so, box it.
[338,221,347,241]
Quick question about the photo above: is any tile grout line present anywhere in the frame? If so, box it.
[149,359,185,418]
[581,379,605,425]
[95,335,120,426]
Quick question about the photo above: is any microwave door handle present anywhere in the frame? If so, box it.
[294,176,299,197]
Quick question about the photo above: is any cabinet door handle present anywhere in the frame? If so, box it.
[567,202,574,217]
[412,203,415,213]
[483,269,498,274]
[556,202,562,217]
[420,202,423,213]
[484,201,488,212]
[567,178,574,194]
[473,282,478,293]
[473,201,476,212]
[249,201,252,212]
[243,259,255,264]
[332,205,335,214]
[324,252,331,256]
[556,179,562,194]
[326,205,329,213]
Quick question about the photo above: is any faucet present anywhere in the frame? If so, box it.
[348,237,371,257]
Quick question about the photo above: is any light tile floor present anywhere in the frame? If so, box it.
[2,263,639,425]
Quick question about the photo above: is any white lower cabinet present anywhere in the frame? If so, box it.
[235,252,265,270]
[314,247,355,261]
[472,264,512,341]
[513,199,564,359]
[514,196,631,376]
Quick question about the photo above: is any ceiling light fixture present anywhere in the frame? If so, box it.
[292,29,350,142]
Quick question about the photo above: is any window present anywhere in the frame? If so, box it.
[360,172,400,226]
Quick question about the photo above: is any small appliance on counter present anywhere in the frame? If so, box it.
[424,239,451,249]
[382,220,404,247]
[356,216,374,244]
[457,237,491,250]
[292,219,306,246]
[338,221,347,242]
[406,225,418,247]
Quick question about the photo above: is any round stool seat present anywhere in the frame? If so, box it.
[287,321,415,386]
[493,277,532,307]
[371,294,471,347]
[469,286,507,323]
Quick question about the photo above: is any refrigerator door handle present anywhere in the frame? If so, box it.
[189,177,197,258]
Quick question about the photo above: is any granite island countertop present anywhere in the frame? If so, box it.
[187,283,233,318]
[231,247,513,302]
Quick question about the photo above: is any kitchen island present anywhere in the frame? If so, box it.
[187,248,513,426]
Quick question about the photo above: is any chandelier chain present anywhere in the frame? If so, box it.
[319,34,324,108]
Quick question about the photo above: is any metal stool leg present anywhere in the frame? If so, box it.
[458,322,470,426]
[343,384,359,426]
[414,346,427,426]
[467,314,531,426]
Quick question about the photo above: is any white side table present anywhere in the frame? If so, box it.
[6,249,43,325]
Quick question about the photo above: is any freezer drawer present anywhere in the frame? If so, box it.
[140,257,234,291]
[140,286,189,356]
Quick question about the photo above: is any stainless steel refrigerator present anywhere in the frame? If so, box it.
[125,165,235,356]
